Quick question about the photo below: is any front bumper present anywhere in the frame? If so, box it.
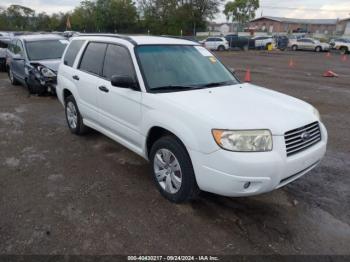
[189,123,327,197]
[27,73,57,94]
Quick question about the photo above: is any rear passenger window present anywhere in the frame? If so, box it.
[64,40,84,67]
[79,42,107,75]
[102,44,134,80]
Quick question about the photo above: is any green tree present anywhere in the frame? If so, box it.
[35,12,51,31]
[95,0,137,33]
[0,7,9,30]
[6,5,35,30]
[224,0,259,26]
[71,0,97,32]
[138,0,223,35]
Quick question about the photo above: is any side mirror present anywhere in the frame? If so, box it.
[111,75,138,90]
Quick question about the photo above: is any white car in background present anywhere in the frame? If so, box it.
[57,34,327,203]
[330,38,350,54]
[201,37,229,51]
[252,36,275,49]
[290,38,330,52]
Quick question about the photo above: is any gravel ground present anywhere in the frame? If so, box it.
[0,50,349,255]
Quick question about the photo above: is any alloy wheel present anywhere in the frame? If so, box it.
[66,101,78,129]
[153,148,182,194]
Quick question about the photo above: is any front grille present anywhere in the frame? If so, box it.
[284,122,321,157]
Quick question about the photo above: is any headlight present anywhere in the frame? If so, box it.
[38,66,56,78]
[313,108,321,120]
[212,129,273,152]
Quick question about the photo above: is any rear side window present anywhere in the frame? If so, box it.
[79,42,107,75]
[64,40,85,67]
[102,44,134,80]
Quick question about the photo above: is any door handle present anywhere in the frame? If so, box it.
[72,75,79,80]
[98,86,109,93]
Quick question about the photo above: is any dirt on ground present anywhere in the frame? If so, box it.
[0,50,349,255]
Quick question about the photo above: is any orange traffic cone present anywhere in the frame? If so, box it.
[323,70,338,77]
[341,55,348,62]
[288,58,295,68]
[244,68,251,82]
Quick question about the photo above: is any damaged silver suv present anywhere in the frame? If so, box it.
[7,34,68,95]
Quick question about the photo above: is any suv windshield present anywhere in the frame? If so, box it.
[26,39,68,60]
[136,45,238,92]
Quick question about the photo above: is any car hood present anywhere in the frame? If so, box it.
[30,59,61,72]
[159,83,318,135]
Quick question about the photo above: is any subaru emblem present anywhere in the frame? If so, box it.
[301,131,311,141]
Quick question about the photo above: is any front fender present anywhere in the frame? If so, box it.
[141,107,220,156]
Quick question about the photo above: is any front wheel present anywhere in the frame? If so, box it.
[292,45,298,51]
[315,46,322,52]
[150,136,199,203]
[65,95,89,135]
[340,47,348,55]
[217,45,225,51]
[8,68,19,85]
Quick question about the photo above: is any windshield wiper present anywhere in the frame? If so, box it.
[150,85,199,92]
[199,81,235,88]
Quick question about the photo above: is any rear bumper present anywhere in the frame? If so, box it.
[189,123,327,197]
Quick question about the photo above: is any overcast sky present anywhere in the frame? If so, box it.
[1,0,350,21]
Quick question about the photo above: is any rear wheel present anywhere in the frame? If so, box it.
[340,46,348,55]
[8,68,19,85]
[292,45,298,51]
[150,136,199,203]
[217,45,225,51]
[65,95,89,135]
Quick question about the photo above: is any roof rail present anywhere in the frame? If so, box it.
[77,33,137,45]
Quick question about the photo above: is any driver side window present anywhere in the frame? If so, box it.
[14,40,24,57]
[102,44,135,81]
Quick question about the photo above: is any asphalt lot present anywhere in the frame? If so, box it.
[0,50,349,255]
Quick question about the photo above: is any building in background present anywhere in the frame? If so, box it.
[249,16,340,35]
[207,22,238,35]
[337,18,350,35]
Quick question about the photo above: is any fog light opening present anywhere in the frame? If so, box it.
[243,182,251,189]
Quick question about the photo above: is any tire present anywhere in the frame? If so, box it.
[25,80,36,95]
[292,45,298,51]
[217,45,225,51]
[25,80,46,95]
[8,68,20,85]
[65,95,89,135]
[340,47,348,55]
[150,136,199,203]
[315,46,322,52]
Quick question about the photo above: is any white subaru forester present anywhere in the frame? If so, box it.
[57,34,327,203]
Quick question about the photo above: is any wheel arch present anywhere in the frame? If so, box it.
[63,88,73,104]
[340,45,349,52]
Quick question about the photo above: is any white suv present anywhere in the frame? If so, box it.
[202,37,229,51]
[57,34,327,203]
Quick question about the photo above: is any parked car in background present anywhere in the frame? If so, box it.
[7,34,69,94]
[0,37,10,71]
[201,37,229,51]
[224,34,251,50]
[0,32,14,38]
[274,35,289,50]
[63,31,80,38]
[330,38,350,55]
[251,36,275,50]
[57,34,327,203]
[289,38,330,52]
